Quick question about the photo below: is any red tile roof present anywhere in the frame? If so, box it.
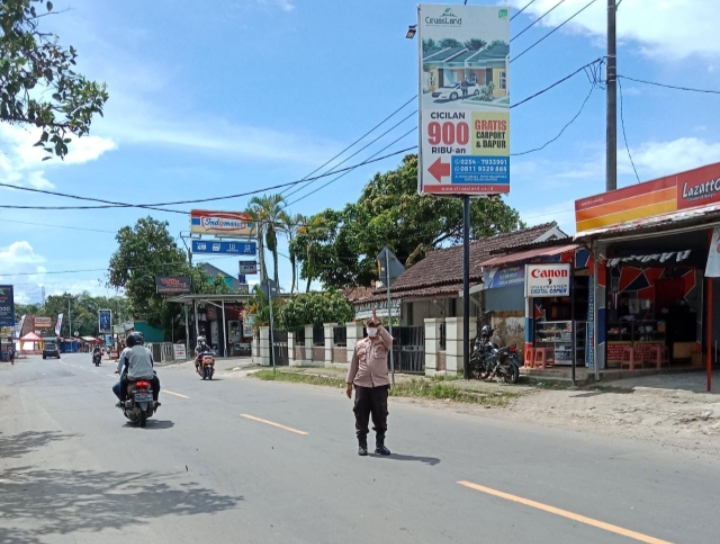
[372,223,557,298]
[342,286,375,302]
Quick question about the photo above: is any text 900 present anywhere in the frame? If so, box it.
[0,306,11,313]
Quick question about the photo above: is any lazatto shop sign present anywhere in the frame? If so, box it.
[190,210,255,237]
[576,162,720,233]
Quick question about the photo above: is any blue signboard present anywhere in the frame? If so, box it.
[0,285,15,327]
[451,156,510,188]
[192,240,256,256]
[485,266,524,289]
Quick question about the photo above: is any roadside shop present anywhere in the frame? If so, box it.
[575,162,720,378]
[481,242,591,368]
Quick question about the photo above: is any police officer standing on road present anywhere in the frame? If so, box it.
[346,308,393,457]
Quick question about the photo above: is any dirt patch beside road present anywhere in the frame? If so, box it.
[247,366,720,457]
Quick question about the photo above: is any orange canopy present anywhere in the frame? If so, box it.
[20,332,42,342]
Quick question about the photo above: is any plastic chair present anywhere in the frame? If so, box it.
[534,348,554,369]
[648,345,670,369]
[620,345,643,370]
[524,346,535,368]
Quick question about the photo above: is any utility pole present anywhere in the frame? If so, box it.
[462,196,470,380]
[606,0,617,192]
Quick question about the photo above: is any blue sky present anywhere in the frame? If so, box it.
[2,0,720,303]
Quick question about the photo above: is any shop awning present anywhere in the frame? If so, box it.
[481,243,581,268]
[20,332,42,342]
[575,203,720,241]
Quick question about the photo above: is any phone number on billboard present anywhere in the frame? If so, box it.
[455,166,508,173]
[455,158,506,166]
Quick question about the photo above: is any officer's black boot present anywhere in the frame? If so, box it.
[375,434,391,456]
[358,435,368,456]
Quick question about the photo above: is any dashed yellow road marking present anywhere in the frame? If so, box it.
[240,414,308,435]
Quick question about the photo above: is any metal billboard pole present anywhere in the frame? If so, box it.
[462,195,470,380]
[386,250,395,386]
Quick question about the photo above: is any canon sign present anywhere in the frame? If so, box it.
[525,264,572,298]
[530,268,569,279]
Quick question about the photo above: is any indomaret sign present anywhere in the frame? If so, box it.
[417,4,511,196]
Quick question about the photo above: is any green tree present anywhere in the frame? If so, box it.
[108,217,187,325]
[247,194,288,286]
[290,209,375,291]
[14,302,40,319]
[291,155,524,289]
[108,216,233,338]
[284,212,306,294]
[440,38,461,49]
[0,0,109,158]
[464,39,487,51]
[41,292,129,337]
[246,286,282,328]
[422,38,437,53]
[277,290,353,332]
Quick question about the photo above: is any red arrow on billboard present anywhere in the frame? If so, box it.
[428,158,450,182]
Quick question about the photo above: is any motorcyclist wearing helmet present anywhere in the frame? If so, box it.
[195,336,212,372]
[115,331,161,408]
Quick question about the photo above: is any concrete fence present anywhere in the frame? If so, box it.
[252,318,475,377]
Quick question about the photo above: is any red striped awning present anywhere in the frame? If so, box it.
[481,243,581,268]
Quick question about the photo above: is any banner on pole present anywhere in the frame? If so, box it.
[418,4,511,196]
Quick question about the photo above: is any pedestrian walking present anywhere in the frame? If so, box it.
[346,308,393,456]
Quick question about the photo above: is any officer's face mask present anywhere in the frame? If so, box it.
[367,327,378,337]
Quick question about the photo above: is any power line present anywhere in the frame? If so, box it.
[618,75,720,95]
[0,253,247,278]
[279,96,416,196]
[618,77,641,184]
[286,127,417,207]
[511,0,540,20]
[3,219,117,234]
[512,83,595,157]
[512,57,602,109]
[511,0,568,42]
[2,56,605,216]
[0,147,415,212]
[282,110,416,201]
[512,0,599,63]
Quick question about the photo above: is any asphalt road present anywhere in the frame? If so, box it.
[1,354,718,544]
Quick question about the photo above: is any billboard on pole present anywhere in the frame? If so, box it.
[190,210,255,237]
[418,5,510,196]
[98,309,112,334]
[0,285,14,327]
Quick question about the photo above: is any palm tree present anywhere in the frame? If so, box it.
[284,212,306,294]
[247,194,287,286]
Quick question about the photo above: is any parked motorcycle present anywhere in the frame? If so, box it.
[119,379,156,427]
[197,351,215,380]
[470,327,522,384]
[93,353,101,367]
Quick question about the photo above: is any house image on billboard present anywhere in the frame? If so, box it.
[422,41,509,103]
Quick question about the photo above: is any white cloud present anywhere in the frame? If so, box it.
[0,124,116,191]
[257,0,295,11]
[510,0,720,59]
[0,241,108,303]
[103,116,336,167]
[519,200,577,234]
[0,242,47,303]
[619,137,720,178]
